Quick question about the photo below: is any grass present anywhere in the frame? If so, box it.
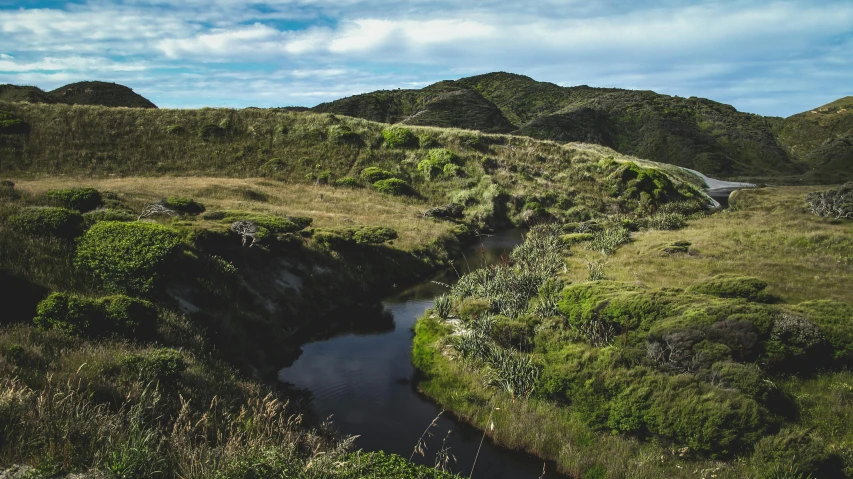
[564,186,853,304]
[412,187,853,478]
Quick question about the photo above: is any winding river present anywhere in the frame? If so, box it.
[278,229,564,478]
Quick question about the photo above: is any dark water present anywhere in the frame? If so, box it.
[278,229,565,478]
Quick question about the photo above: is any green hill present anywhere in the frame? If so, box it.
[49,81,157,108]
[313,72,851,183]
[0,84,64,104]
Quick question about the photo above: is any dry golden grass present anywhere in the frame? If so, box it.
[565,186,853,303]
[11,176,454,251]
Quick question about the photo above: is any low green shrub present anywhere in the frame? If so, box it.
[82,209,136,227]
[643,212,687,230]
[328,124,361,144]
[560,233,594,244]
[198,124,226,140]
[374,178,414,196]
[313,225,398,250]
[793,300,853,363]
[353,226,398,244]
[688,274,771,302]
[46,187,103,212]
[75,221,184,294]
[806,182,853,220]
[162,197,205,215]
[0,110,28,134]
[0,179,18,199]
[7,206,84,239]
[751,427,843,478]
[586,227,631,255]
[33,292,157,338]
[359,166,394,183]
[381,126,418,148]
[334,176,362,188]
[121,348,187,383]
[204,211,308,233]
[260,158,286,174]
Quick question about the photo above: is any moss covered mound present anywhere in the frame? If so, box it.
[48,81,157,108]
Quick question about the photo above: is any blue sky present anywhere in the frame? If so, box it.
[0,0,850,116]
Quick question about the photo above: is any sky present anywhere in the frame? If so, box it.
[0,0,850,117]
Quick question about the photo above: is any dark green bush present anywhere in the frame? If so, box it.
[688,274,771,302]
[334,177,362,188]
[793,300,853,363]
[7,206,84,239]
[46,187,103,212]
[312,230,352,250]
[360,167,394,183]
[751,427,843,478]
[82,209,136,226]
[643,212,687,230]
[0,110,28,134]
[33,292,157,338]
[381,127,418,148]
[328,124,361,144]
[202,211,226,220]
[353,226,398,244]
[374,178,414,196]
[418,148,458,180]
[286,216,313,230]
[162,197,205,215]
[316,170,332,184]
[0,180,18,199]
[198,124,226,140]
[75,221,184,294]
[121,348,187,383]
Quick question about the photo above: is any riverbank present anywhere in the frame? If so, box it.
[411,187,853,478]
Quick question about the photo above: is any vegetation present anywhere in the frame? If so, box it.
[45,187,103,212]
[806,182,853,219]
[1,81,156,108]
[413,187,853,478]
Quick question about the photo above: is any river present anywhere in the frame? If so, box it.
[278,229,564,478]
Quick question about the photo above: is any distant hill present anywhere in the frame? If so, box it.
[49,81,157,108]
[0,85,64,104]
[313,72,852,183]
[0,81,156,109]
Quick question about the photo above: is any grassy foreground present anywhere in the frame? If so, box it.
[413,186,853,479]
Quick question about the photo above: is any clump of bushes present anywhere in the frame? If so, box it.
[203,210,309,233]
[806,182,853,220]
[0,179,18,199]
[359,166,394,183]
[0,110,28,134]
[161,197,205,215]
[687,274,772,302]
[750,427,843,478]
[381,126,418,148]
[586,226,631,255]
[334,177,362,188]
[374,178,414,196]
[417,149,459,180]
[313,225,398,250]
[33,292,157,339]
[82,209,136,227]
[46,187,103,212]
[75,221,184,294]
[7,206,84,239]
[121,348,187,383]
[328,124,361,144]
[643,212,687,230]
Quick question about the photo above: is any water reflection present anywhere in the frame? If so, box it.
[278,229,564,478]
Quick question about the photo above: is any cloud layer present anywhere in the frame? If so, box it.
[1,0,851,116]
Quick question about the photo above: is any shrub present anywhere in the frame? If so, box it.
[46,187,103,212]
[316,170,332,184]
[162,197,205,215]
[806,182,853,220]
[121,348,187,383]
[33,292,157,338]
[0,179,17,199]
[328,124,361,144]
[793,300,853,363]
[7,206,84,239]
[312,230,352,250]
[260,158,286,175]
[353,226,397,244]
[751,427,843,478]
[82,209,135,227]
[418,149,458,180]
[643,212,687,230]
[381,127,418,148]
[75,221,184,294]
[334,177,362,188]
[586,227,631,255]
[198,124,226,140]
[433,294,453,319]
[0,110,28,134]
[374,178,414,196]
[560,233,594,245]
[359,167,394,183]
[687,274,771,302]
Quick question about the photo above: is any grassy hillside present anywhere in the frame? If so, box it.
[0,85,64,105]
[413,186,853,478]
[313,72,852,183]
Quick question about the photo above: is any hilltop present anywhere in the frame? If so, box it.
[314,72,852,183]
[0,81,156,108]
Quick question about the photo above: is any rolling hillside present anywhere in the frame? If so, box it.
[0,81,157,108]
[315,72,852,183]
